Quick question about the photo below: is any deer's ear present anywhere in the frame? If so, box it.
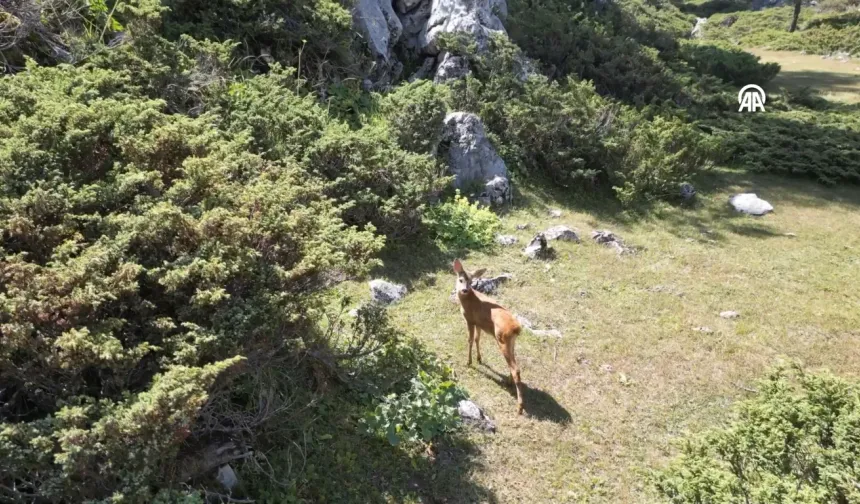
[471,268,486,279]
[453,259,464,273]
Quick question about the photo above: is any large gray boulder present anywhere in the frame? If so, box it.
[354,0,403,61]
[442,112,508,190]
[420,0,508,55]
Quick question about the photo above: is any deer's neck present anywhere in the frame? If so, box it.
[458,289,484,306]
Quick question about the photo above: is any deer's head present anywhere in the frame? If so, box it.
[453,259,486,296]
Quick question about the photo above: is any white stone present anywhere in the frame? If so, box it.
[729,193,774,216]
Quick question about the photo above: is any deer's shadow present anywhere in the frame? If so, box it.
[477,365,572,425]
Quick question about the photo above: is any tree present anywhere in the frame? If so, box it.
[789,0,802,32]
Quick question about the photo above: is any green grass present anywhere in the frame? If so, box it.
[750,48,860,103]
[334,168,860,503]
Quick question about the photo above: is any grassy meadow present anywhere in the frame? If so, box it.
[335,168,860,502]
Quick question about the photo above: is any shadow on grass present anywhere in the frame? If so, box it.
[241,394,497,503]
[478,365,573,425]
[775,70,860,95]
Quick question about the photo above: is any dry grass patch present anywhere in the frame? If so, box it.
[749,48,860,103]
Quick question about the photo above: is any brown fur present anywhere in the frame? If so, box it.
[453,259,524,415]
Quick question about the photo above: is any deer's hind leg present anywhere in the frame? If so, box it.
[474,328,483,364]
[498,335,524,415]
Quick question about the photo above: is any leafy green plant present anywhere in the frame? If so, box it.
[654,365,860,503]
[423,192,502,250]
[361,369,466,446]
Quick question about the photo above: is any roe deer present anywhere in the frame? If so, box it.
[452,259,524,415]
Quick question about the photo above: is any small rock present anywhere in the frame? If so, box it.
[729,193,774,216]
[592,230,632,255]
[692,326,713,333]
[680,182,696,200]
[216,464,238,491]
[720,311,740,319]
[720,14,738,27]
[369,279,407,305]
[549,209,563,218]
[495,234,518,246]
[458,400,496,432]
[543,225,581,243]
[458,399,482,420]
[481,175,511,207]
[591,230,618,245]
[516,223,532,230]
[600,364,614,373]
[470,274,512,294]
[523,233,553,259]
[784,232,797,237]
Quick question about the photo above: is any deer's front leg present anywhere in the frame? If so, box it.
[466,322,475,366]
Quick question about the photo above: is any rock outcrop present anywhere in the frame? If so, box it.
[420,0,508,55]
[354,0,403,61]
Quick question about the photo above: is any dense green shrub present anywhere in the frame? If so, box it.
[304,122,447,238]
[423,192,502,250]
[704,8,860,55]
[655,366,860,503]
[378,80,450,155]
[612,115,718,203]
[712,109,860,184]
[679,41,780,86]
[159,0,361,77]
[0,59,403,501]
